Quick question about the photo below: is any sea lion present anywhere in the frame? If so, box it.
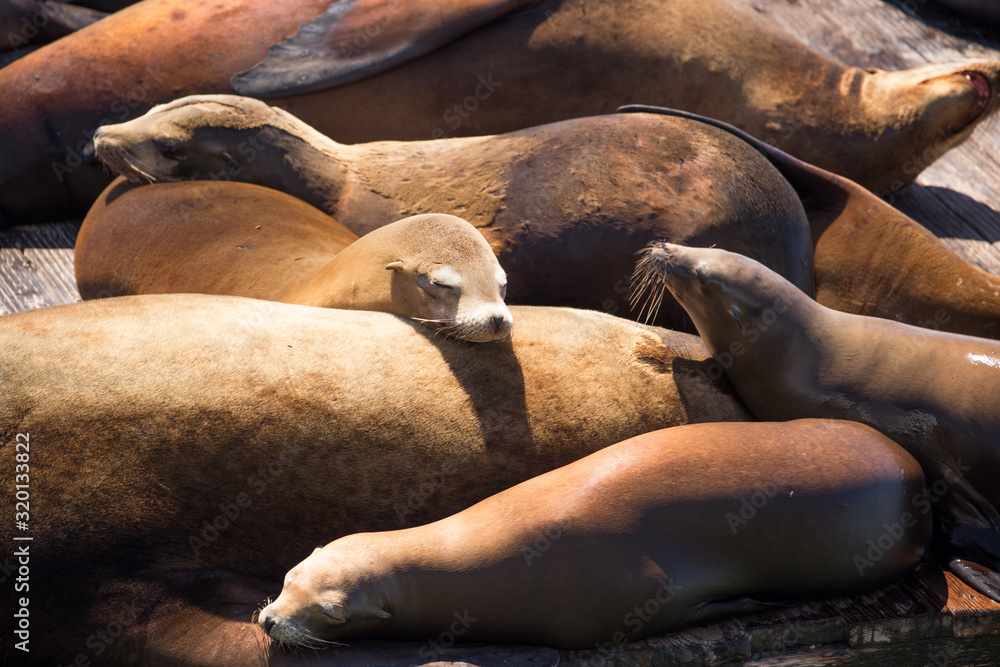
[619,105,1000,340]
[91,96,1000,339]
[0,295,751,665]
[259,419,930,650]
[85,97,815,332]
[2,0,999,224]
[75,188,513,342]
[634,241,1000,601]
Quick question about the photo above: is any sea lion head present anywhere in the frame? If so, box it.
[295,213,514,343]
[259,540,394,648]
[92,94,309,183]
[858,60,1000,188]
[632,242,813,363]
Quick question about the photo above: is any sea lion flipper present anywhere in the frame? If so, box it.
[949,559,1000,602]
[684,596,782,627]
[231,0,541,97]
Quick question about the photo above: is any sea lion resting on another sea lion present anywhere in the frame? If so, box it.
[88,96,1000,339]
[76,198,513,342]
[260,420,929,650]
[635,241,1000,600]
[2,0,1000,224]
[85,96,815,333]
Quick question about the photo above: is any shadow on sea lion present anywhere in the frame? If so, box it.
[0,296,752,665]
[635,241,1000,601]
[2,0,1000,224]
[84,96,1000,339]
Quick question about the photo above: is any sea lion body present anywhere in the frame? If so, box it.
[89,96,1000,338]
[639,242,1000,598]
[0,297,750,665]
[260,420,929,649]
[76,194,513,341]
[85,98,815,331]
[2,0,999,223]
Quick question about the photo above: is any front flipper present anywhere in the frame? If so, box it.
[231,0,542,98]
[950,559,1000,601]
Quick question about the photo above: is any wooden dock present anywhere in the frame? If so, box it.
[3,0,1000,664]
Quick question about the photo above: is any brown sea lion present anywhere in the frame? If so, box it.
[620,105,1000,340]
[76,188,513,342]
[85,97,815,332]
[2,0,998,224]
[634,241,1000,601]
[259,419,930,650]
[0,296,751,665]
[91,96,1000,339]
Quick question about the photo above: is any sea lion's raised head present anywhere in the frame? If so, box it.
[92,94,320,183]
[632,242,816,364]
[259,538,394,648]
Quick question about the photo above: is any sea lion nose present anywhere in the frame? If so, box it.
[261,612,276,634]
[492,315,505,333]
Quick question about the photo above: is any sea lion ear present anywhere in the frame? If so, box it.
[729,305,743,327]
[385,261,404,272]
[369,607,393,621]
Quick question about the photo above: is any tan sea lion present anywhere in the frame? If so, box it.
[91,96,1000,338]
[259,419,930,650]
[76,186,513,342]
[634,241,1000,601]
[2,0,999,224]
[0,296,751,665]
[85,97,815,332]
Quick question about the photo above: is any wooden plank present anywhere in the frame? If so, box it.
[0,220,81,314]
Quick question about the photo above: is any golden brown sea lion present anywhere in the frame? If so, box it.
[2,0,998,223]
[259,419,929,650]
[76,185,513,342]
[89,96,1000,338]
[635,241,1000,601]
[0,295,750,665]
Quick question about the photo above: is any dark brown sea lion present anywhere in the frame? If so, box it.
[259,419,929,650]
[635,241,1000,601]
[91,96,1000,338]
[84,97,814,332]
[0,296,750,665]
[76,186,513,342]
[2,0,998,224]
